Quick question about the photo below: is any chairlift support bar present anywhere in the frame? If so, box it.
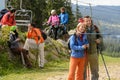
[15,0,33,26]
[70,33,120,35]
[19,0,33,21]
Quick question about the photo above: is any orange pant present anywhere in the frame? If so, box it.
[68,57,85,80]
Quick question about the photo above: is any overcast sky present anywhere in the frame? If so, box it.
[71,0,120,6]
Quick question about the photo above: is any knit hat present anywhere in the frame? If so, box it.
[78,18,84,23]
[10,26,17,31]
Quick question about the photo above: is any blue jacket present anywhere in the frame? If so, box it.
[59,12,68,25]
[70,34,89,58]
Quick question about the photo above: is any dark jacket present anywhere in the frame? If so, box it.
[9,31,19,49]
[86,25,103,54]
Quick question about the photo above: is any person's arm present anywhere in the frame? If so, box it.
[84,34,89,48]
[95,25,103,44]
[1,14,9,26]
[58,14,61,18]
[94,25,104,51]
[13,17,16,26]
[62,13,68,24]
[56,15,60,25]
[37,29,44,44]
[70,35,84,51]
[9,33,20,45]
[47,16,52,25]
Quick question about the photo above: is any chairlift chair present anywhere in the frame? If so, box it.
[15,0,32,26]
[15,9,32,26]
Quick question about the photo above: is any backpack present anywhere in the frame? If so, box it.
[7,33,16,48]
[0,9,9,21]
[68,34,78,50]
[33,28,47,41]
[40,30,47,40]
[7,41,11,48]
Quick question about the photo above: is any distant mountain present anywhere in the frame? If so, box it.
[71,3,120,38]
[71,3,120,24]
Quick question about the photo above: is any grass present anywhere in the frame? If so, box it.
[0,53,120,80]
[99,52,120,65]
[0,60,69,80]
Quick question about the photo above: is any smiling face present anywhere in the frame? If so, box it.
[84,17,92,27]
[76,23,86,35]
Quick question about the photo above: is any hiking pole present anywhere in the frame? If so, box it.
[21,52,26,66]
[85,49,91,80]
[87,63,91,80]
[98,45,111,80]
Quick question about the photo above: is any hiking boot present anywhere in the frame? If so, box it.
[39,66,44,69]
[26,64,32,69]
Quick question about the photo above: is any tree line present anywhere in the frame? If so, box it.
[103,37,120,57]
[10,0,76,29]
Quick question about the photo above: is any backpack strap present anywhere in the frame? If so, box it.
[73,33,78,45]
[32,29,40,40]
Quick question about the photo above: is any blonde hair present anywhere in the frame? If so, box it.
[76,23,86,32]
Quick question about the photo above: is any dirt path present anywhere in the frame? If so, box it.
[47,64,120,80]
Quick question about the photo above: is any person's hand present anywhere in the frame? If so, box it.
[28,27,30,31]
[2,25,8,28]
[95,39,101,44]
[43,22,48,26]
[86,44,89,48]
[82,45,87,49]
[38,40,41,44]
[16,38,21,41]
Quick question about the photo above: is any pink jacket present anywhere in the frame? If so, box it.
[47,15,59,26]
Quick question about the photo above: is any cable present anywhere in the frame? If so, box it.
[75,0,120,12]
[78,7,120,14]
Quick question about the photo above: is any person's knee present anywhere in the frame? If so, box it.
[22,48,29,55]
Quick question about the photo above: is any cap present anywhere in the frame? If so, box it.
[10,26,17,31]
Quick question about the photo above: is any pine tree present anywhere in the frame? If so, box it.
[10,0,75,30]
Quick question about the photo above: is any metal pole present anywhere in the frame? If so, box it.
[89,3,92,18]
[20,0,23,10]
[21,52,26,66]
[98,46,111,80]
[76,0,78,20]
